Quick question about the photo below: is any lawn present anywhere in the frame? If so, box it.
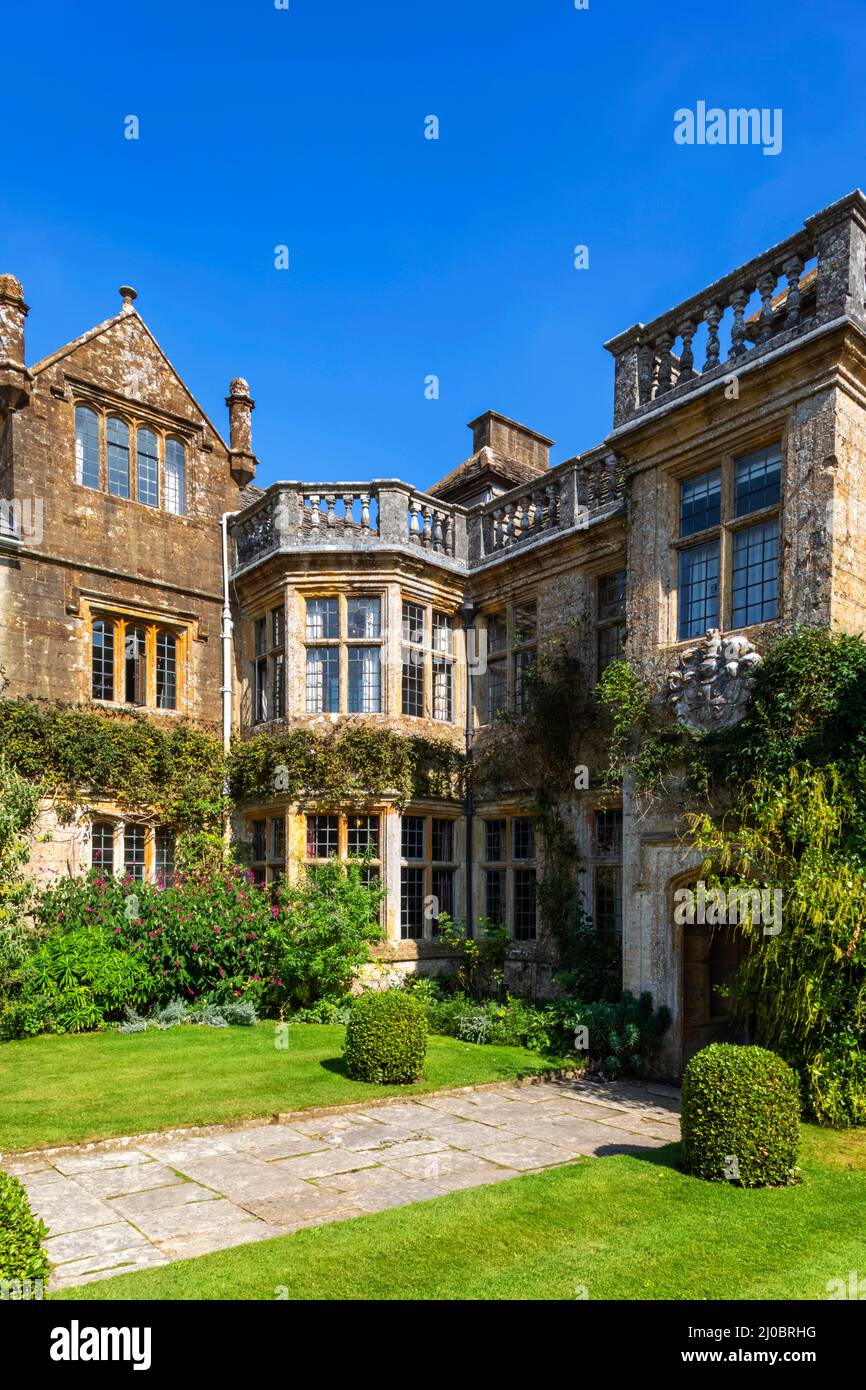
[0,1023,567,1152]
[54,1125,866,1301]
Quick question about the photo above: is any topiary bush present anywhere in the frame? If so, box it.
[681,1043,800,1187]
[343,989,428,1084]
[0,1170,49,1295]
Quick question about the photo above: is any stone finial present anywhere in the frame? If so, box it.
[226,377,258,487]
[119,285,138,313]
[667,628,762,734]
[0,273,32,414]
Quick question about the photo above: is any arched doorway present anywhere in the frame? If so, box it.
[682,921,750,1062]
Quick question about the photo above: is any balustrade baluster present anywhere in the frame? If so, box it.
[655,331,675,395]
[757,271,778,344]
[360,493,371,529]
[677,319,697,383]
[703,303,722,372]
[783,256,804,330]
[728,288,750,360]
[409,499,422,540]
[308,495,321,528]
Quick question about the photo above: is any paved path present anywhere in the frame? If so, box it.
[4,1077,680,1290]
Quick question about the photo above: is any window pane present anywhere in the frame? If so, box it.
[401,815,425,860]
[485,660,507,722]
[165,439,186,516]
[347,596,381,639]
[732,518,779,627]
[251,819,266,861]
[432,611,453,654]
[75,406,100,489]
[485,867,505,924]
[598,571,626,622]
[680,468,720,537]
[347,815,380,857]
[484,819,506,862]
[487,612,507,654]
[91,821,114,873]
[402,647,424,716]
[595,866,623,939]
[512,818,535,861]
[123,824,146,881]
[678,540,719,639]
[513,869,537,940]
[431,819,454,862]
[594,808,623,856]
[156,631,176,709]
[348,647,381,713]
[271,606,285,648]
[124,626,147,705]
[92,620,114,700]
[400,867,425,939]
[597,622,626,677]
[107,417,130,499]
[306,648,339,712]
[735,443,781,518]
[432,656,453,722]
[271,817,286,862]
[137,428,159,507]
[514,649,536,714]
[402,601,425,644]
[254,656,268,723]
[155,828,175,886]
[513,601,537,645]
[254,617,267,656]
[306,598,339,639]
[431,867,454,931]
[306,815,338,859]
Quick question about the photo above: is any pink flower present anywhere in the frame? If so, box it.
[114,927,121,935]
[218,967,226,978]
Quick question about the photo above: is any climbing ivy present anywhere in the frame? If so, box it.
[228,724,466,809]
[0,700,227,830]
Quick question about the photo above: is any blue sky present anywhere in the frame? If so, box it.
[2,0,866,491]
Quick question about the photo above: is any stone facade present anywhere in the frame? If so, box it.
[5,190,866,1073]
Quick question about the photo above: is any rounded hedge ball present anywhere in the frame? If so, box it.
[681,1043,800,1187]
[343,989,428,1084]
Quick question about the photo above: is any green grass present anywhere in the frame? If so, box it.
[0,1023,566,1152]
[54,1125,866,1301]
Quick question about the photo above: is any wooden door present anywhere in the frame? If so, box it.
[683,923,747,1063]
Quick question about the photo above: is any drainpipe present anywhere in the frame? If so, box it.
[220,512,238,755]
[458,600,479,939]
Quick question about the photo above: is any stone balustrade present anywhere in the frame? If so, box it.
[406,493,456,556]
[605,189,866,428]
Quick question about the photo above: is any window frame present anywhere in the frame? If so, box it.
[90,609,185,712]
[480,599,538,725]
[399,811,459,940]
[302,593,385,716]
[71,398,191,517]
[478,812,537,940]
[674,442,782,641]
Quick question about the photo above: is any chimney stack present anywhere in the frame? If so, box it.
[226,377,258,487]
[468,411,552,473]
[0,275,32,414]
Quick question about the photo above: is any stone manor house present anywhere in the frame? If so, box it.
[3,189,866,1072]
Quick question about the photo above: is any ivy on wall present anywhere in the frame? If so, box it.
[228,724,467,809]
[0,700,227,830]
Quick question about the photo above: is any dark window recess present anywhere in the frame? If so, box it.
[484,868,505,925]
[597,571,626,621]
[678,540,720,639]
[401,816,425,860]
[306,815,339,859]
[125,627,147,705]
[431,819,454,862]
[485,819,506,862]
[512,818,535,861]
[513,869,537,940]
[735,443,781,518]
[400,867,425,940]
[594,808,623,856]
[431,867,454,930]
[251,819,266,861]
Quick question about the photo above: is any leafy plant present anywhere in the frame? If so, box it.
[343,988,428,1084]
[0,1171,49,1293]
[681,1044,800,1186]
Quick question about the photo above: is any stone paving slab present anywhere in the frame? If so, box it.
[4,1075,679,1290]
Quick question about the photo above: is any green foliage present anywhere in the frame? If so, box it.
[689,763,866,1125]
[0,1170,49,1292]
[117,996,258,1034]
[0,699,226,830]
[265,858,384,1010]
[550,991,672,1076]
[681,1044,801,1186]
[5,926,154,1035]
[229,725,465,809]
[343,988,428,1083]
[595,659,650,786]
[436,914,509,994]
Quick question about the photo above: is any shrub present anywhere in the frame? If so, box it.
[681,1043,800,1187]
[15,926,154,1034]
[548,991,671,1076]
[343,989,428,1084]
[0,1171,49,1294]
